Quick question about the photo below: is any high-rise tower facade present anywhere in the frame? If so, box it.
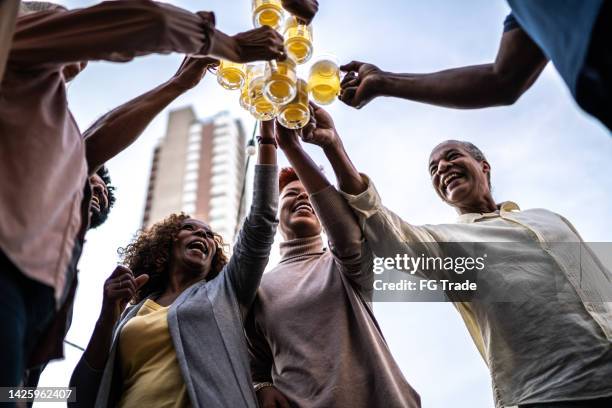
[143,107,247,244]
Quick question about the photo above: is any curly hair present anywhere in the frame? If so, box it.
[118,213,229,303]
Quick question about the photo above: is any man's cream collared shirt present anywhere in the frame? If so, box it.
[340,175,612,408]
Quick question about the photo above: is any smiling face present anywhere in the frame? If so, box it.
[428,141,492,210]
[279,180,322,240]
[89,173,110,228]
[171,218,217,279]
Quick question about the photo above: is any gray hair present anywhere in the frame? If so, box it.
[19,1,66,16]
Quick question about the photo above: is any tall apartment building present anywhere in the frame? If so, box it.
[142,107,247,244]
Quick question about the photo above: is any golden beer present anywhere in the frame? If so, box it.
[217,60,246,90]
[248,65,279,120]
[239,71,251,111]
[278,79,310,129]
[308,56,340,105]
[264,58,297,105]
[252,0,284,29]
[283,17,313,64]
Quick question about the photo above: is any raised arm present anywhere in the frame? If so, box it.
[85,57,217,174]
[225,121,278,314]
[9,0,284,67]
[300,105,441,268]
[278,107,372,291]
[69,266,148,407]
[339,22,548,109]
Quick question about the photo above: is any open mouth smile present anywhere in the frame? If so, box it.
[441,171,465,193]
[91,196,101,212]
[292,201,314,214]
[186,239,209,257]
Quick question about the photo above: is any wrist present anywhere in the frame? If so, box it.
[256,135,278,148]
[376,71,393,97]
[99,302,120,321]
[208,29,240,62]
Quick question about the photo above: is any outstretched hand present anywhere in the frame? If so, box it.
[232,26,286,62]
[301,102,340,149]
[281,0,319,24]
[172,56,219,91]
[339,61,384,109]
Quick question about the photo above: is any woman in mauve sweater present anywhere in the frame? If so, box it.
[245,109,421,408]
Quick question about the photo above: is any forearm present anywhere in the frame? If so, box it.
[376,64,524,109]
[85,80,185,174]
[282,144,330,194]
[10,1,214,66]
[81,309,119,370]
[68,309,118,406]
[228,165,278,310]
[323,139,366,195]
[257,144,277,166]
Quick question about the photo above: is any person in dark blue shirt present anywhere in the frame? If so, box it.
[339,0,611,132]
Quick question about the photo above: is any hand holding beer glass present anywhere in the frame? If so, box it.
[308,54,341,105]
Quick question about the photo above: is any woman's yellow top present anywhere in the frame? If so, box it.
[118,299,190,408]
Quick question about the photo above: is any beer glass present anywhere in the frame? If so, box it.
[283,16,313,64]
[278,79,310,129]
[308,54,340,105]
[263,57,297,105]
[216,60,246,90]
[252,0,284,30]
[239,65,253,111]
[248,64,279,121]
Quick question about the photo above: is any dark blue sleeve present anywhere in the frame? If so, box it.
[503,12,521,32]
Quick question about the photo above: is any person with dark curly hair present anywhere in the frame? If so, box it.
[89,165,116,230]
[69,121,278,408]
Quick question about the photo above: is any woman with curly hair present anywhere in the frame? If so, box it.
[70,121,279,408]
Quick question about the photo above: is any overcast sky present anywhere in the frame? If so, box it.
[37,1,611,407]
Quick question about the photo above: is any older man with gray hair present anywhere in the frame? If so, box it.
[299,104,612,408]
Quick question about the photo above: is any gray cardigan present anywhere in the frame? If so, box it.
[69,164,278,408]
